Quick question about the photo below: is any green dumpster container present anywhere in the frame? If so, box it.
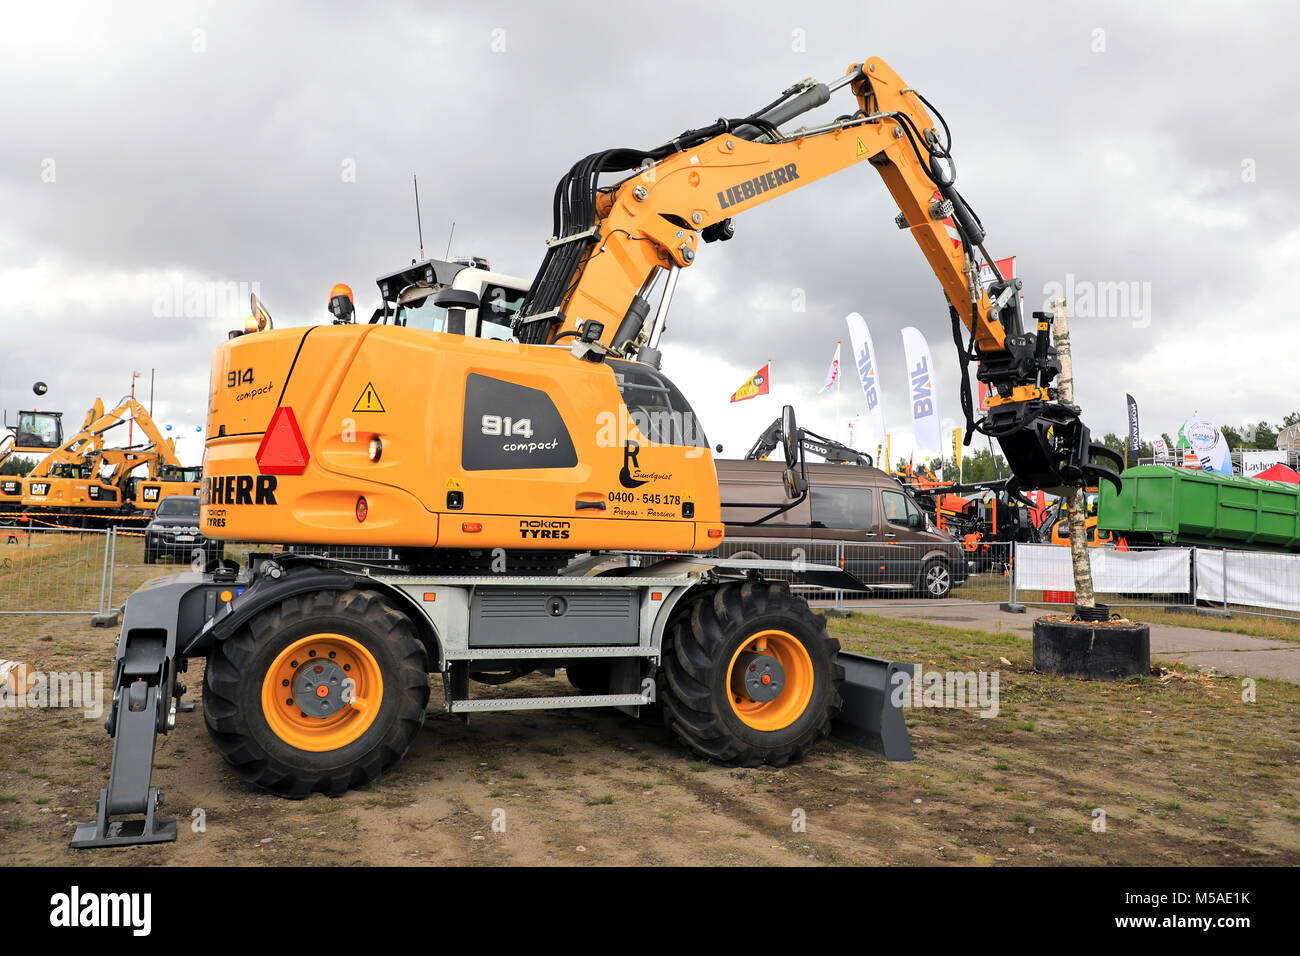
[1098,465,1300,552]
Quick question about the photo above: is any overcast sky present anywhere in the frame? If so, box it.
[2,0,1297,467]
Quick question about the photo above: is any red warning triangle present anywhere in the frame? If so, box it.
[255,406,310,476]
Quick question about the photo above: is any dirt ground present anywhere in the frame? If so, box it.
[2,545,1299,866]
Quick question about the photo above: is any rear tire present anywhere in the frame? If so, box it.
[203,589,430,798]
[660,581,842,767]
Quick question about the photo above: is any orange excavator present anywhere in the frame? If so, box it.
[74,56,1119,847]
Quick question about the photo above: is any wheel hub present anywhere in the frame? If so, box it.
[725,629,814,732]
[730,651,785,703]
[928,566,950,593]
[292,658,349,718]
[260,633,383,752]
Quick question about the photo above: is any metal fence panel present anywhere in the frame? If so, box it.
[0,525,113,615]
[1194,547,1300,615]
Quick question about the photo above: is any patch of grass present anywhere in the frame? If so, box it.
[688,762,708,772]
[1009,814,1030,824]
[992,763,1011,771]
[1120,606,1300,644]
[1015,721,1036,732]
[587,794,616,806]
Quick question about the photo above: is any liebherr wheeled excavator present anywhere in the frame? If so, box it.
[73,57,1120,847]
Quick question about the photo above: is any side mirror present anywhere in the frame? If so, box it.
[782,466,807,499]
[781,404,798,468]
[909,513,923,529]
[431,289,480,311]
[432,289,480,336]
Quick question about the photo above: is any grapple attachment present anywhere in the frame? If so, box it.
[989,400,1123,497]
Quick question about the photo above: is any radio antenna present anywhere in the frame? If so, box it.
[413,174,425,259]
[444,221,456,260]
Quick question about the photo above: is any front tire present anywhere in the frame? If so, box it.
[660,581,842,767]
[918,558,953,599]
[203,589,430,798]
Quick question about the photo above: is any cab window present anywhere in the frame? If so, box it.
[478,283,525,340]
[398,282,526,341]
[810,486,875,531]
[882,490,922,528]
[607,359,708,448]
[397,296,447,333]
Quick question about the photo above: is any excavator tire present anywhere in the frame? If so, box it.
[660,580,843,767]
[203,589,429,798]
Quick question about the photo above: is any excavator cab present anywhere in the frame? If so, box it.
[371,257,527,342]
[4,409,64,454]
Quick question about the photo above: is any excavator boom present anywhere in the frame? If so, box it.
[515,57,1119,495]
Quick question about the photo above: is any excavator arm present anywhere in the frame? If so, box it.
[515,57,1121,494]
[27,397,181,480]
[747,416,872,466]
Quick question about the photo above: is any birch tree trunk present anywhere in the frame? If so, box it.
[1051,296,1096,609]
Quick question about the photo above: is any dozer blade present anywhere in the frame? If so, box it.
[830,652,913,761]
[991,401,1123,496]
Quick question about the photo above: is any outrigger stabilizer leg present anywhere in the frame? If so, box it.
[70,580,192,848]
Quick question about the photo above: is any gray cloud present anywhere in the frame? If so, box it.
[2,0,1296,463]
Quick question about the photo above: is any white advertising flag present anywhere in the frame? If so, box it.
[901,326,943,459]
[1182,415,1233,475]
[819,341,841,393]
[845,313,887,446]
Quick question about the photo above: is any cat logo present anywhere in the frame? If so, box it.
[143,487,160,502]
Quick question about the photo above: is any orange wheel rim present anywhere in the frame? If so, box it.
[260,633,383,752]
[726,629,813,732]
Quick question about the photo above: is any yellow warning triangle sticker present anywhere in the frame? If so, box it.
[352,382,386,412]
[856,137,869,156]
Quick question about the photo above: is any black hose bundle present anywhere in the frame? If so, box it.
[514,107,789,344]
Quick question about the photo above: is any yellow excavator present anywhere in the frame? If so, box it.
[0,406,66,502]
[17,397,197,521]
[74,56,1120,847]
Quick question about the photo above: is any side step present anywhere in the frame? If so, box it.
[448,678,656,714]
[829,652,914,761]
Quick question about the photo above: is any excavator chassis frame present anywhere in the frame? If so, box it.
[71,552,913,849]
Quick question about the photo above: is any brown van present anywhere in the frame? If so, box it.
[715,459,971,598]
